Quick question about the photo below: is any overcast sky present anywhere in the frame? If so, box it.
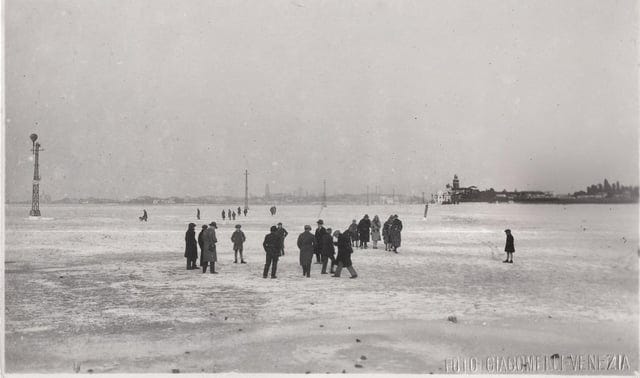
[5,0,638,201]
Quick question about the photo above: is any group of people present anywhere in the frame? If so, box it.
[221,207,248,221]
[345,214,403,253]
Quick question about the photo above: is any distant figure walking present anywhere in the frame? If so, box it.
[503,229,515,263]
[197,225,208,267]
[202,222,218,274]
[332,230,358,279]
[389,215,403,253]
[221,210,226,221]
[348,220,358,247]
[382,216,393,251]
[237,206,242,216]
[320,228,337,274]
[297,225,316,277]
[243,208,248,216]
[232,211,236,221]
[263,226,282,278]
[227,209,232,219]
[270,206,277,216]
[314,219,326,264]
[276,223,289,256]
[139,209,148,222]
[231,224,246,263]
[196,208,201,220]
[371,215,381,249]
[357,214,371,249]
[184,223,198,270]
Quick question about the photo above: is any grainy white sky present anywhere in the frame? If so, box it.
[4,0,638,201]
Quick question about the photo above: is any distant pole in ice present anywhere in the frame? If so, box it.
[29,133,42,217]
[244,169,249,210]
[322,179,327,208]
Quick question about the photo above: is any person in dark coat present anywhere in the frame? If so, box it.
[503,229,515,263]
[269,206,277,216]
[196,208,200,220]
[221,210,226,221]
[197,224,208,267]
[263,226,282,278]
[231,224,246,263]
[184,223,198,270]
[297,225,315,277]
[357,214,371,249]
[389,215,403,253]
[348,220,358,247]
[232,211,236,220]
[227,209,232,219]
[314,219,326,264]
[382,216,393,251]
[320,228,337,274]
[202,221,218,274]
[243,208,248,216]
[237,206,242,216]
[276,222,289,256]
[332,230,357,278]
[140,209,148,222]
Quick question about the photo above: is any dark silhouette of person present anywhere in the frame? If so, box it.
[140,209,148,222]
[221,210,226,221]
[237,206,242,216]
[263,226,282,278]
[357,214,371,249]
[332,230,358,278]
[232,211,236,220]
[202,222,218,274]
[320,227,337,274]
[231,224,246,263]
[270,206,277,216]
[197,224,208,267]
[227,209,232,219]
[243,208,248,216]
[276,222,288,256]
[297,225,315,277]
[503,229,515,263]
[196,208,200,220]
[389,215,403,253]
[184,223,198,270]
[314,219,326,264]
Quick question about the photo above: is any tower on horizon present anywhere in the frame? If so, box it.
[453,174,460,190]
[29,133,42,216]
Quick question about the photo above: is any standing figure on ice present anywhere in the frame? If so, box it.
[232,211,236,220]
[231,224,246,263]
[221,210,226,221]
[140,209,148,222]
[314,219,326,264]
[184,223,198,270]
[227,209,232,220]
[276,222,288,256]
[503,229,515,263]
[357,214,371,249]
[197,225,208,268]
[243,208,248,216]
[202,222,218,274]
[320,227,337,274]
[389,215,403,253]
[348,220,358,247]
[269,206,277,216]
[237,206,242,216]
[262,225,281,278]
[297,225,315,278]
[332,230,358,279]
[370,215,381,249]
[382,215,393,251]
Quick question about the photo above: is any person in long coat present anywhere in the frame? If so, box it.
[263,226,282,278]
[320,228,337,274]
[297,225,315,277]
[389,215,403,253]
[357,215,371,249]
[314,219,326,264]
[382,216,393,251]
[276,222,289,256]
[202,221,218,273]
[332,230,357,278]
[231,224,246,263]
[221,210,226,221]
[503,229,515,263]
[348,220,359,247]
[197,224,208,267]
[371,215,382,249]
[184,223,198,270]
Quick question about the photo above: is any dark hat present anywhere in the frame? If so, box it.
[504,229,511,233]
[209,221,217,228]
[304,225,311,230]
[270,225,277,232]
[202,225,208,229]
[235,224,241,228]
[326,227,332,233]
[333,230,340,237]
[188,223,196,228]
[277,222,282,226]
[317,219,324,225]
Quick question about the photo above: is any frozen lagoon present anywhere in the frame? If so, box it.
[4,203,638,374]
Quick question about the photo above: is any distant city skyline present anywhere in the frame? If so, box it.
[5,0,638,202]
